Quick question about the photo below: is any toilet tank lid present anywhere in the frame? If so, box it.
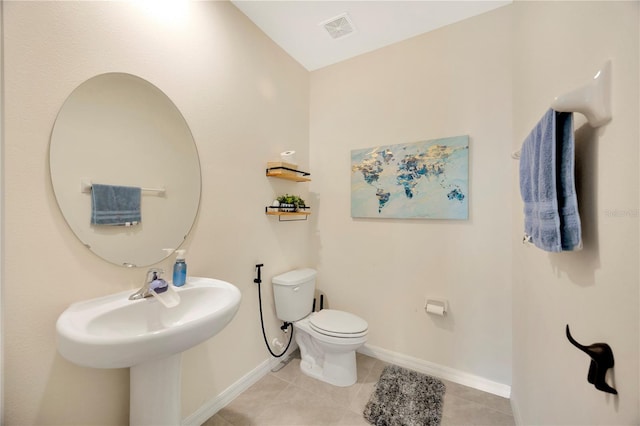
[272,268,317,286]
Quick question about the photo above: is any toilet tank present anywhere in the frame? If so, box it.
[272,268,317,322]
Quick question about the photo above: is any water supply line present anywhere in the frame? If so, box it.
[254,263,293,358]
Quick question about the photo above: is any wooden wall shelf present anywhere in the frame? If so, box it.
[265,206,310,221]
[266,162,311,182]
[265,162,311,221]
[265,211,311,217]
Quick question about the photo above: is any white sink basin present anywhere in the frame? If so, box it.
[56,277,241,369]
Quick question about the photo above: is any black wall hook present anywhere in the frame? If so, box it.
[566,325,617,395]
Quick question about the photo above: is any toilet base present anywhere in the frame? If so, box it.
[294,319,366,387]
[299,349,357,387]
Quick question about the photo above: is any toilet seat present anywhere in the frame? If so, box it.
[309,309,368,338]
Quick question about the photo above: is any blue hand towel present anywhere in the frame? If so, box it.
[91,184,141,226]
[519,109,581,252]
[556,111,582,251]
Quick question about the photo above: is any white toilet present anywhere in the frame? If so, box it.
[273,268,368,387]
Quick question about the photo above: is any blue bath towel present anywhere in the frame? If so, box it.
[519,109,581,252]
[91,184,141,226]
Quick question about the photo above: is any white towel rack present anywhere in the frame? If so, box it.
[512,60,612,159]
[80,180,166,195]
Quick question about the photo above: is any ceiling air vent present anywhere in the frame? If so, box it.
[321,13,356,40]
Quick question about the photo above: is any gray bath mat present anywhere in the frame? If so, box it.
[363,365,446,426]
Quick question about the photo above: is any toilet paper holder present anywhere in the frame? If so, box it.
[425,299,448,316]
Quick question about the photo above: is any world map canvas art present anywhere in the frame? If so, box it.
[351,135,469,219]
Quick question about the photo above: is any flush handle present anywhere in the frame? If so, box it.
[292,286,299,292]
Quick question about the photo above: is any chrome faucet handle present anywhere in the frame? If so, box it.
[145,268,164,284]
[130,268,166,301]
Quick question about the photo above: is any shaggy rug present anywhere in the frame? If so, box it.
[363,365,446,426]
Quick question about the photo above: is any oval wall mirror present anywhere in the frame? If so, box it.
[49,73,201,267]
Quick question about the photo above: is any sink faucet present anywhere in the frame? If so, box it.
[129,268,164,300]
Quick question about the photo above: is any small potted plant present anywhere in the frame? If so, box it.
[277,194,306,212]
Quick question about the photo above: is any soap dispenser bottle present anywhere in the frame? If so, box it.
[172,249,187,287]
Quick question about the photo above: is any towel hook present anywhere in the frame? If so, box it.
[566,325,617,395]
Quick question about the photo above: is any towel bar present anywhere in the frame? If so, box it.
[81,180,166,195]
[512,60,612,159]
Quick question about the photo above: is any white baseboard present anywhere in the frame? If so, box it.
[182,356,280,426]
[508,388,523,425]
[184,342,511,425]
[183,343,299,426]
[358,344,512,399]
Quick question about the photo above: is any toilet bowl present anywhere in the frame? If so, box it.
[294,309,368,387]
[272,269,368,387]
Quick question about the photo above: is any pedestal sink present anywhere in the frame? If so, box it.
[56,277,241,425]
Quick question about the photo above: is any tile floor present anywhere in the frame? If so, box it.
[204,351,515,426]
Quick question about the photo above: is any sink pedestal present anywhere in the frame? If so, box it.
[130,354,182,425]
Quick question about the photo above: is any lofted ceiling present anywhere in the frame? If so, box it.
[231,0,512,71]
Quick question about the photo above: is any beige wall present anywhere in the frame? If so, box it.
[3,1,639,425]
[3,1,310,423]
[309,6,514,386]
[511,1,639,425]
[309,2,639,423]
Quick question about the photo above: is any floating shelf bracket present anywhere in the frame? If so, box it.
[265,166,311,182]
